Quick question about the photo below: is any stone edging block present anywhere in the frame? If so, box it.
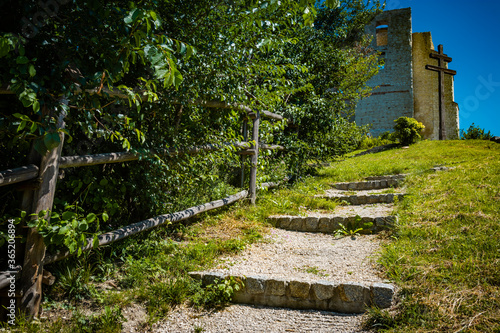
[334,178,404,191]
[268,215,397,233]
[320,193,405,205]
[189,272,395,314]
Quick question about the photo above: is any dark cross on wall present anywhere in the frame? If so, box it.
[425,44,457,140]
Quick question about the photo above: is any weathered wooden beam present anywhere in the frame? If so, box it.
[430,52,452,63]
[0,267,21,290]
[425,65,457,76]
[261,110,284,121]
[44,190,249,264]
[20,102,66,318]
[59,142,253,168]
[248,111,260,204]
[74,86,146,100]
[5,85,286,123]
[237,149,256,156]
[260,144,285,151]
[0,165,39,187]
[0,87,15,95]
[260,176,292,190]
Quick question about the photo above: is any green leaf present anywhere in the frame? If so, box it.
[29,64,36,77]
[86,213,97,223]
[124,8,141,25]
[17,121,27,132]
[32,100,40,112]
[16,56,29,64]
[78,221,89,232]
[102,212,109,222]
[62,211,77,220]
[13,113,30,121]
[34,138,48,155]
[0,37,10,58]
[92,235,99,248]
[43,132,61,151]
[58,225,70,235]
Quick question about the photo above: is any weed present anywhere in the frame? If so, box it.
[191,276,244,309]
[295,265,329,277]
[334,216,373,238]
[143,277,194,320]
[71,306,125,333]
[194,325,205,333]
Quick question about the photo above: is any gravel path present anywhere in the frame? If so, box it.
[209,228,385,283]
[151,183,395,332]
[154,304,371,333]
[323,188,403,197]
[152,228,385,332]
[302,203,394,218]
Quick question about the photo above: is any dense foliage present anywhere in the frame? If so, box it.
[0,0,382,256]
[393,116,425,146]
[460,123,493,140]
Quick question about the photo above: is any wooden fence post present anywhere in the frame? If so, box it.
[248,111,260,204]
[19,100,66,318]
[240,118,248,189]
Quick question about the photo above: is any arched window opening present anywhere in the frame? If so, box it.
[376,22,388,46]
[379,52,386,70]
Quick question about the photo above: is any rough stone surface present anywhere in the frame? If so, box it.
[312,282,337,301]
[266,278,287,296]
[371,283,395,309]
[318,189,405,205]
[269,214,397,233]
[340,283,369,303]
[334,178,402,191]
[289,281,311,299]
[246,276,266,295]
[355,8,459,140]
[190,272,393,314]
[355,8,414,137]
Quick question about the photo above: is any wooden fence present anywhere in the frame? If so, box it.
[0,96,286,318]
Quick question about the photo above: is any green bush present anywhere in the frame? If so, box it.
[460,123,493,140]
[393,117,425,145]
[357,132,396,150]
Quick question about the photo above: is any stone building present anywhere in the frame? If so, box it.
[355,8,459,140]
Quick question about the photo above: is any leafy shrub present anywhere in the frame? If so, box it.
[191,277,244,309]
[460,123,493,140]
[357,132,396,150]
[393,117,425,145]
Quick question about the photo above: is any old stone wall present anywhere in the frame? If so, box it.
[355,8,414,137]
[413,32,460,139]
[356,8,459,140]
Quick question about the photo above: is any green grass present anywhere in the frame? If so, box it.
[329,140,500,332]
[5,140,499,332]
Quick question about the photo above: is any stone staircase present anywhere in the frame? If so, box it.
[190,174,406,315]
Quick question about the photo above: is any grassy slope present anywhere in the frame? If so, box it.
[6,140,499,332]
[325,140,499,332]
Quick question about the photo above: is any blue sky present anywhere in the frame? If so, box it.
[385,0,500,136]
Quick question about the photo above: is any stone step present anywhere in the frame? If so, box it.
[333,178,403,191]
[318,192,405,205]
[268,215,397,234]
[364,174,407,181]
[189,272,394,314]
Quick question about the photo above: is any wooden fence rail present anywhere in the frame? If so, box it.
[0,165,39,187]
[1,94,288,318]
[44,190,249,264]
